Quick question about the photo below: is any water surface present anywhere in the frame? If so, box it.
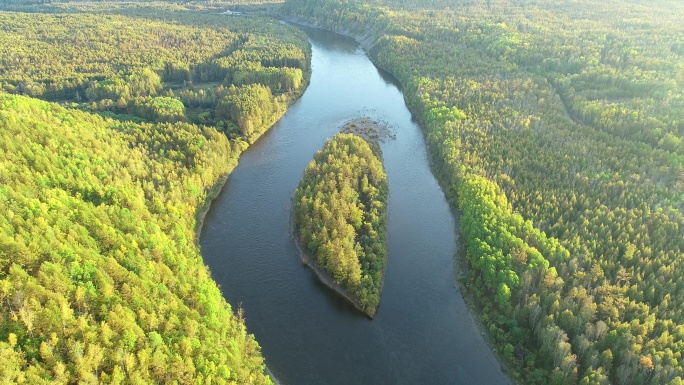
[200,25,511,385]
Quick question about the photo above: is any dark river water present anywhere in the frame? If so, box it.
[200,25,511,385]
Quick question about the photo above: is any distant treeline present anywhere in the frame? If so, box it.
[0,10,309,141]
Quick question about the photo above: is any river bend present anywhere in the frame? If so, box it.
[200,25,511,385]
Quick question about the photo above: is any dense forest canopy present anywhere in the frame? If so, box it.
[0,3,310,383]
[2,0,682,382]
[282,0,684,384]
[0,92,274,383]
[293,133,388,317]
[0,8,309,139]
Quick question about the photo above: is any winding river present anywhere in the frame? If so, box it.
[199,25,511,384]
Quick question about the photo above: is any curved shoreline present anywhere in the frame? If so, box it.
[280,17,379,52]
[289,208,375,319]
[192,21,313,385]
[195,170,232,241]
[194,27,313,243]
[288,124,391,320]
[279,16,517,383]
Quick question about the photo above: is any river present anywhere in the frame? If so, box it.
[199,25,511,385]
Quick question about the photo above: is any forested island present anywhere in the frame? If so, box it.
[293,128,388,317]
[283,0,683,384]
[1,0,683,383]
[0,1,309,382]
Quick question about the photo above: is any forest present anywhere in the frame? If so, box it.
[282,0,684,384]
[293,133,388,317]
[0,7,309,141]
[0,2,310,383]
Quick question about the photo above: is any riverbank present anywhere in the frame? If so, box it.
[280,15,516,384]
[280,18,380,52]
[451,209,520,384]
[288,120,392,319]
[392,53,519,385]
[395,67,521,385]
[194,49,313,242]
[192,87,305,385]
[191,19,313,385]
[396,55,522,385]
[290,209,375,319]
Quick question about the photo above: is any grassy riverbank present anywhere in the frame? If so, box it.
[194,55,312,241]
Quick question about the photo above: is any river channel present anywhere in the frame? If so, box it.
[199,25,511,384]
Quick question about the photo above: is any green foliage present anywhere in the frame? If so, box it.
[216,84,286,142]
[293,133,388,316]
[0,9,309,128]
[0,93,273,383]
[458,174,559,314]
[0,4,312,383]
[86,68,163,101]
[284,0,684,383]
[129,96,187,123]
[233,65,304,93]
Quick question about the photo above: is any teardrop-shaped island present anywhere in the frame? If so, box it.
[292,121,388,317]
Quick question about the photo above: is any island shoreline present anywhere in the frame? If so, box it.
[279,15,517,383]
[288,121,392,320]
[289,205,375,319]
